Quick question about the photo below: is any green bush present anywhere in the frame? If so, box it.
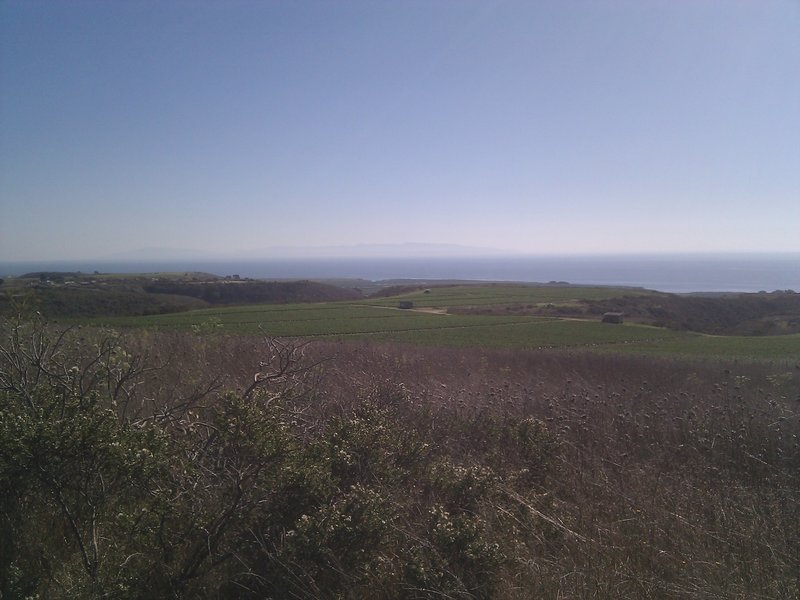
[0,319,565,599]
[7,319,793,598]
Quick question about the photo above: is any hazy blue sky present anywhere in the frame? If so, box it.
[2,1,799,261]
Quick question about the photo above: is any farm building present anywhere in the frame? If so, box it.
[602,312,624,324]
[398,301,414,309]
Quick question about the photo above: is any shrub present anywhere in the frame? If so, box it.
[3,321,797,598]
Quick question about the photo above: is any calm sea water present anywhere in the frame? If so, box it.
[2,254,798,294]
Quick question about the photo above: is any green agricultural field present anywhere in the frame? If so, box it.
[94,302,557,337]
[635,331,800,361]
[358,319,687,349]
[357,320,800,361]
[365,284,654,308]
[88,285,800,362]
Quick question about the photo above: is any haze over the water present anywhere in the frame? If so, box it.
[1,2,798,262]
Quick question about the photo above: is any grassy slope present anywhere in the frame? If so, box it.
[86,285,800,362]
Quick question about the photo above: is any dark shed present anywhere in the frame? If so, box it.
[602,312,624,324]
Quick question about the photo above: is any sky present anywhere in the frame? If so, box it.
[1,0,799,261]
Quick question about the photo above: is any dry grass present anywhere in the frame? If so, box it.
[3,324,798,598]
[306,341,799,599]
[132,331,800,596]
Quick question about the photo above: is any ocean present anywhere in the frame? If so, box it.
[1,254,798,294]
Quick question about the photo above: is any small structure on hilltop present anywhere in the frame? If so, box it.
[602,312,624,324]
[398,301,414,309]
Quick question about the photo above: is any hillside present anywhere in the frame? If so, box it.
[0,286,208,319]
[144,279,362,305]
[448,289,800,336]
[0,274,363,319]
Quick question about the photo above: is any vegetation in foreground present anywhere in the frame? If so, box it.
[1,318,798,599]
